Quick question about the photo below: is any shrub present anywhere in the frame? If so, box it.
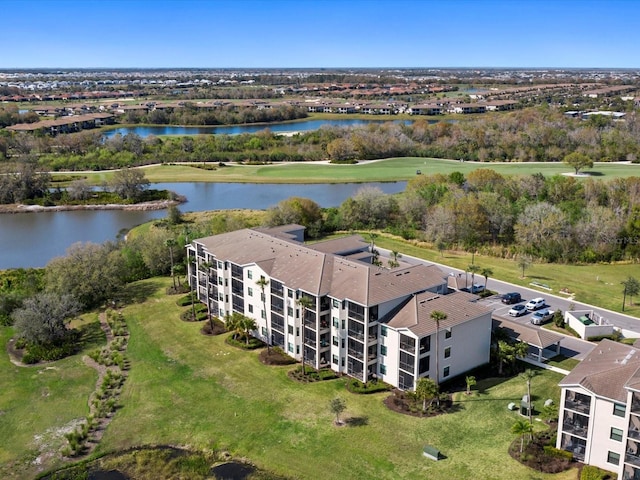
[543,445,573,460]
[346,378,391,394]
[581,465,615,480]
[176,293,197,307]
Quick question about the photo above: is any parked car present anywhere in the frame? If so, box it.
[508,304,527,317]
[525,297,546,311]
[502,292,522,305]
[531,309,554,325]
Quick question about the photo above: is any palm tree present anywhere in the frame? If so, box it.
[415,377,439,412]
[255,276,270,353]
[496,340,514,376]
[520,369,538,423]
[481,267,493,290]
[165,238,177,289]
[297,295,314,376]
[240,315,257,346]
[467,264,480,291]
[225,312,243,342]
[430,310,447,387]
[511,419,533,454]
[388,250,402,268]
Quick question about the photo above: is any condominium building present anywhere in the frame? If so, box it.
[186,225,493,391]
[557,339,640,479]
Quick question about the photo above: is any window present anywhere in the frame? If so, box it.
[288,342,293,353]
[381,325,388,337]
[287,307,293,317]
[613,403,626,417]
[443,366,450,378]
[248,287,253,296]
[296,327,300,336]
[445,328,452,339]
[341,358,345,367]
[218,277,223,285]
[381,345,387,356]
[341,320,345,330]
[261,327,267,336]
[248,304,253,313]
[607,451,620,465]
[261,310,266,319]
[247,270,253,279]
[288,289,293,298]
[333,317,339,328]
[333,299,340,308]
[288,325,293,335]
[333,336,339,347]
[379,364,387,375]
[332,355,338,365]
[610,427,623,442]
[444,347,451,358]
[341,339,345,348]
[296,345,300,354]
[419,336,431,353]
[419,356,430,374]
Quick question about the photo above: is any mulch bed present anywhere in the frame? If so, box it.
[383,389,454,418]
[200,320,227,336]
[508,431,574,474]
[259,349,297,366]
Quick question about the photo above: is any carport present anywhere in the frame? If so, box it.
[493,317,563,362]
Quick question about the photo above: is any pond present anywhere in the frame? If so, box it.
[0,181,407,269]
[103,118,417,138]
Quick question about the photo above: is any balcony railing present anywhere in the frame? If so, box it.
[564,400,591,414]
[348,349,364,360]
[627,454,640,469]
[629,429,640,441]
[348,330,365,341]
[562,423,588,439]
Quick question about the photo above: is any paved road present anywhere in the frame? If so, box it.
[378,247,639,360]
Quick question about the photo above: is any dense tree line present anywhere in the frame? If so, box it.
[121,104,307,127]
[3,107,640,170]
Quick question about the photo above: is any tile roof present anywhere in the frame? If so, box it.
[387,290,492,337]
[492,318,563,349]
[559,338,640,402]
[194,227,446,305]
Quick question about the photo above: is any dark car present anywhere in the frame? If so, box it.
[502,292,522,305]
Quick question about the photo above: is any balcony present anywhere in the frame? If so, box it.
[627,453,640,469]
[630,429,640,441]
[564,400,591,414]
[348,330,365,341]
[348,349,364,360]
[304,318,316,330]
[562,422,588,439]
[623,465,640,480]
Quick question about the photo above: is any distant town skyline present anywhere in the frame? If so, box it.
[2,0,639,69]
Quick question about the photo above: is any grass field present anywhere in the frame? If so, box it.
[52,157,640,185]
[0,316,103,478]
[1,277,577,479]
[0,277,582,480]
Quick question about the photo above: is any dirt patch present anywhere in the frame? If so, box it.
[508,431,574,474]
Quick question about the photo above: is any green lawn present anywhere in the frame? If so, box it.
[371,233,640,318]
[52,157,640,185]
[94,278,573,480]
[0,277,588,479]
[0,317,102,478]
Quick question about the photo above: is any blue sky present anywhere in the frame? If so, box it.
[2,0,638,69]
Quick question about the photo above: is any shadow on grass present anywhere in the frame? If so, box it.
[78,321,106,350]
[345,416,369,427]
[119,281,160,305]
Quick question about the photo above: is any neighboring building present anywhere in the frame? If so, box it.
[564,310,614,340]
[186,225,493,391]
[557,339,640,479]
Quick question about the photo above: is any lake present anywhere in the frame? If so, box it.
[0,181,407,269]
[103,118,416,138]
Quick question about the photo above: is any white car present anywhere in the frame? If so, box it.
[508,304,527,317]
[525,297,546,311]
